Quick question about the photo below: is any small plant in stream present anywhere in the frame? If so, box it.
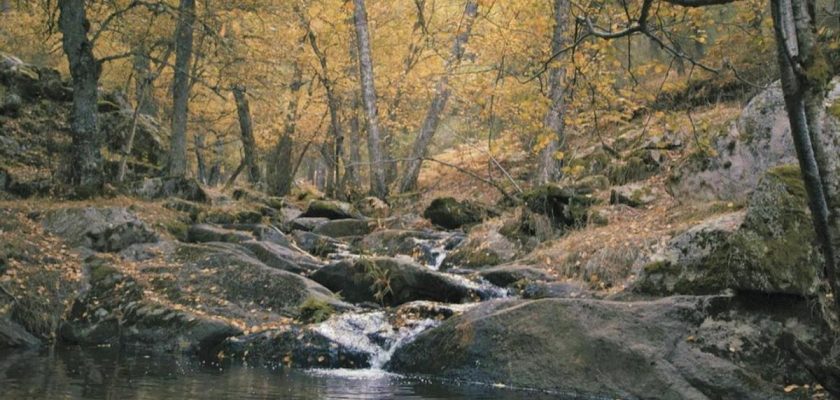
[360,258,392,305]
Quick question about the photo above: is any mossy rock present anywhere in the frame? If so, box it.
[636,165,822,297]
[300,200,362,220]
[607,156,659,185]
[423,197,490,230]
[522,184,597,230]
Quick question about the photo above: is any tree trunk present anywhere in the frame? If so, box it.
[58,0,103,190]
[168,0,195,178]
[771,0,840,311]
[207,134,223,186]
[353,0,389,199]
[132,46,158,117]
[535,0,570,185]
[399,0,479,193]
[232,85,261,185]
[267,62,303,197]
[194,133,207,184]
[344,92,363,190]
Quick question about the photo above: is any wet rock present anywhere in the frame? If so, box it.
[522,184,596,229]
[610,183,658,207]
[239,240,322,274]
[290,217,330,232]
[42,207,158,252]
[0,318,41,349]
[133,177,209,203]
[310,257,480,306]
[218,326,371,369]
[636,165,822,297]
[423,197,489,230]
[312,219,373,238]
[186,224,253,244]
[292,230,348,258]
[478,264,550,287]
[521,281,591,299]
[300,200,362,220]
[388,295,829,399]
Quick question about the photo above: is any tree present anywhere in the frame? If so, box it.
[169,0,196,178]
[58,0,103,190]
[534,0,570,185]
[399,0,479,193]
[352,0,389,199]
[232,84,261,184]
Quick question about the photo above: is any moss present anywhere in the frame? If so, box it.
[766,164,806,199]
[164,220,189,241]
[89,260,120,284]
[298,298,335,324]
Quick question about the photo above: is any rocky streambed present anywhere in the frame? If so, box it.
[0,187,838,399]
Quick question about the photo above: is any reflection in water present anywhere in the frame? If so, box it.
[0,347,558,400]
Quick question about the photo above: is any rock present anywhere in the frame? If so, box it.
[310,257,481,306]
[521,281,592,299]
[42,207,158,252]
[239,240,322,274]
[355,196,390,219]
[218,326,371,369]
[199,207,263,225]
[665,81,840,202]
[574,174,610,191]
[101,112,166,168]
[300,200,362,220]
[312,219,373,238]
[290,217,330,232]
[0,92,21,116]
[60,257,242,355]
[0,318,41,349]
[186,224,253,244]
[607,154,661,185]
[478,264,550,287]
[133,177,209,203]
[423,197,489,230]
[292,230,348,258]
[164,198,205,219]
[636,165,822,297]
[388,296,828,399]
[222,224,291,247]
[356,229,442,257]
[522,184,596,229]
[610,183,658,207]
[442,219,522,269]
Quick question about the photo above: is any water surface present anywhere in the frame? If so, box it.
[0,347,557,399]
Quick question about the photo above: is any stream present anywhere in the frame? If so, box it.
[1,230,535,399]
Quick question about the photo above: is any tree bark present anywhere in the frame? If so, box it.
[132,46,158,117]
[168,0,195,178]
[535,0,570,185]
[232,85,261,185]
[194,133,207,184]
[267,62,303,197]
[353,0,389,199]
[58,0,103,190]
[207,134,223,186]
[399,0,479,193]
[771,0,840,310]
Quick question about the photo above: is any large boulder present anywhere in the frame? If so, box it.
[637,165,822,297]
[299,200,362,220]
[388,296,831,399]
[423,197,489,230]
[60,256,242,354]
[42,207,158,252]
[665,80,840,202]
[291,230,349,258]
[0,318,41,349]
[310,257,483,306]
[478,264,551,287]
